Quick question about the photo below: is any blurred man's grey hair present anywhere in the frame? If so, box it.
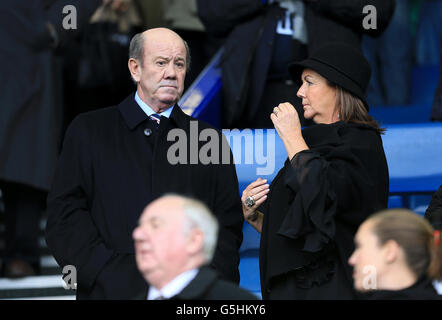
[160,194,218,263]
[182,197,219,263]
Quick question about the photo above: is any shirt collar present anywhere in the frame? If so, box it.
[147,269,199,300]
[135,91,174,118]
[118,92,190,131]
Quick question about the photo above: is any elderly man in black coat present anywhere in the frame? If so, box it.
[0,0,102,277]
[45,27,244,299]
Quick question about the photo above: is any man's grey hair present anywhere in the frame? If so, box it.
[128,32,192,71]
[162,194,218,263]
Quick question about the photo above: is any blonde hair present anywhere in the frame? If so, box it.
[369,209,442,280]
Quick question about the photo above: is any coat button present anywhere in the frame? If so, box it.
[144,128,152,137]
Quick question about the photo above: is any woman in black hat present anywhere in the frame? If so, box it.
[241,43,390,299]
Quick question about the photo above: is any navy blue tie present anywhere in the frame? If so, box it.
[149,114,161,128]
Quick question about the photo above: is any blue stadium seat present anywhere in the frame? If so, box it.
[239,223,261,254]
[383,123,442,194]
[367,65,439,124]
[410,65,439,106]
[179,49,223,128]
[238,250,262,299]
[369,103,434,124]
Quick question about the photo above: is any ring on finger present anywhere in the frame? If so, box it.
[245,195,255,208]
[273,107,279,115]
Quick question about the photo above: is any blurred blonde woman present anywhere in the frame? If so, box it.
[349,209,442,299]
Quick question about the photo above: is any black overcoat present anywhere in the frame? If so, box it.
[259,122,389,299]
[45,94,244,299]
[134,266,258,300]
[358,276,442,300]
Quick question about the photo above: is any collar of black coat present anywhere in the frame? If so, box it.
[133,265,216,300]
[170,265,218,300]
[301,121,378,148]
[118,93,190,131]
[357,276,441,300]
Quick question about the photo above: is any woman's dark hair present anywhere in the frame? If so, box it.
[328,81,385,134]
[370,209,442,281]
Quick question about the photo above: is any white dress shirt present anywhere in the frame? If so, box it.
[147,269,199,300]
[134,91,174,118]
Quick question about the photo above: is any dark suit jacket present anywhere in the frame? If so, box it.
[45,94,243,299]
[135,266,258,300]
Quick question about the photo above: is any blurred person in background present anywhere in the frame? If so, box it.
[133,194,257,300]
[62,0,144,131]
[415,0,442,66]
[362,0,412,106]
[162,0,223,91]
[197,0,395,129]
[45,28,243,299]
[429,34,442,121]
[0,0,102,278]
[349,208,442,299]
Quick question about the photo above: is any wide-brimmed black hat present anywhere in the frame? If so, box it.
[288,43,371,111]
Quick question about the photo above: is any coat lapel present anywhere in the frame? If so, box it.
[172,266,217,300]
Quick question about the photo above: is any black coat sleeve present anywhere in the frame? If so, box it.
[197,0,266,37]
[45,116,114,290]
[277,130,388,252]
[209,133,244,283]
[425,186,442,230]
[305,0,396,36]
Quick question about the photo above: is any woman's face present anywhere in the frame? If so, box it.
[296,69,338,124]
[348,220,388,292]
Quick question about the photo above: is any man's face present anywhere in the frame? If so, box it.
[133,200,190,288]
[132,30,187,113]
